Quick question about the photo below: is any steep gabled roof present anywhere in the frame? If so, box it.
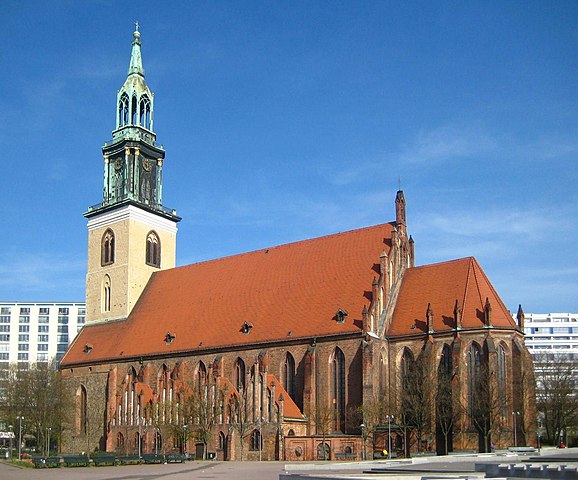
[388,257,517,337]
[62,223,394,366]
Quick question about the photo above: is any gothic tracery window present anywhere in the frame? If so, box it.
[235,357,246,392]
[330,347,346,433]
[101,229,115,266]
[497,344,508,417]
[283,352,295,401]
[146,231,161,267]
[249,429,261,451]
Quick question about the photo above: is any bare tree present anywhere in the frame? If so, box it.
[309,401,334,460]
[229,386,256,461]
[534,354,578,445]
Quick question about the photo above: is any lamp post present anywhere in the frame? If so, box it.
[360,423,366,460]
[16,416,24,461]
[183,424,187,456]
[386,415,394,459]
[8,425,13,459]
[138,416,142,458]
[512,411,520,447]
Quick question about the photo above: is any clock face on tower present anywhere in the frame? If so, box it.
[142,158,153,172]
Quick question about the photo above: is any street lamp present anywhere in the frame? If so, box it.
[16,416,24,461]
[360,423,366,460]
[8,425,13,459]
[386,415,395,459]
[512,411,520,447]
[138,416,142,458]
[183,424,187,456]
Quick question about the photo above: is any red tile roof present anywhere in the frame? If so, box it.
[266,373,303,420]
[62,223,394,366]
[388,257,517,336]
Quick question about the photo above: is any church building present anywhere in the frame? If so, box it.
[60,28,536,461]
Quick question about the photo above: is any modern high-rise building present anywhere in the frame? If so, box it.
[0,302,86,374]
[522,312,578,360]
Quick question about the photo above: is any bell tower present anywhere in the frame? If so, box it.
[84,25,181,323]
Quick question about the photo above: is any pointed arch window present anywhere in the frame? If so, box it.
[146,231,161,267]
[131,94,138,125]
[102,275,111,313]
[283,352,296,401]
[330,347,346,433]
[119,93,129,127]
[101,229,115,266]
[235,357,246,392]
[497,344,507,417]
[196,361,207,392]
[139,95,152,129]
[117,432,125,452]
[249,429,261,451]
[77,385,88,435]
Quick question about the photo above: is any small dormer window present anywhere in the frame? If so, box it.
[165,332,176,344]
[241,322,253,335]
[83,343,93,354]
[335,309,348,324]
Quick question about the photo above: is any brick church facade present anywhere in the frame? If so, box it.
[59,28,536,461]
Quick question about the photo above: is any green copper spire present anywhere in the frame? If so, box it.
[128,21,144,77]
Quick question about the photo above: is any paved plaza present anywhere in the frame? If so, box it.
[0,448,576,480]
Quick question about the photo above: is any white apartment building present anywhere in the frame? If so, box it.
[523,312,578,360]
[0,302,85,373]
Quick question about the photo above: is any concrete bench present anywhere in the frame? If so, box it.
[92,454,116,466]
[32,456,61,468]
[334,453,357,460]
[62,454,90,467]
[142,453,164,464]
[117,454,142,465]
[165,453,186,463]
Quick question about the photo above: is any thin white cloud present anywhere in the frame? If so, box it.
[0,251,85,300]
[397,126,497,165]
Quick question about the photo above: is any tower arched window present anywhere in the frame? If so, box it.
[101,229,115,266]
[139,95,151,129]
[131,94,138,125]
[102,275,111,313]
[235,357,246,392]
[330,347,346,433]
[119,93,129,127]
[146,231,161,267]
[283,352,296,401]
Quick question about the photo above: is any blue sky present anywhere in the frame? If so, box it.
[1,1,577,313]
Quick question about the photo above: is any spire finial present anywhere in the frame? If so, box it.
[128,23,144,77]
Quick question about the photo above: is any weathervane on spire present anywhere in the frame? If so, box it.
[135,20,139,32]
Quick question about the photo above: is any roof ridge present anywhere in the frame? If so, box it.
[470,258,515,322]
[409,256,475,271]
[169,221,394,272]
[462,257,475,312]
